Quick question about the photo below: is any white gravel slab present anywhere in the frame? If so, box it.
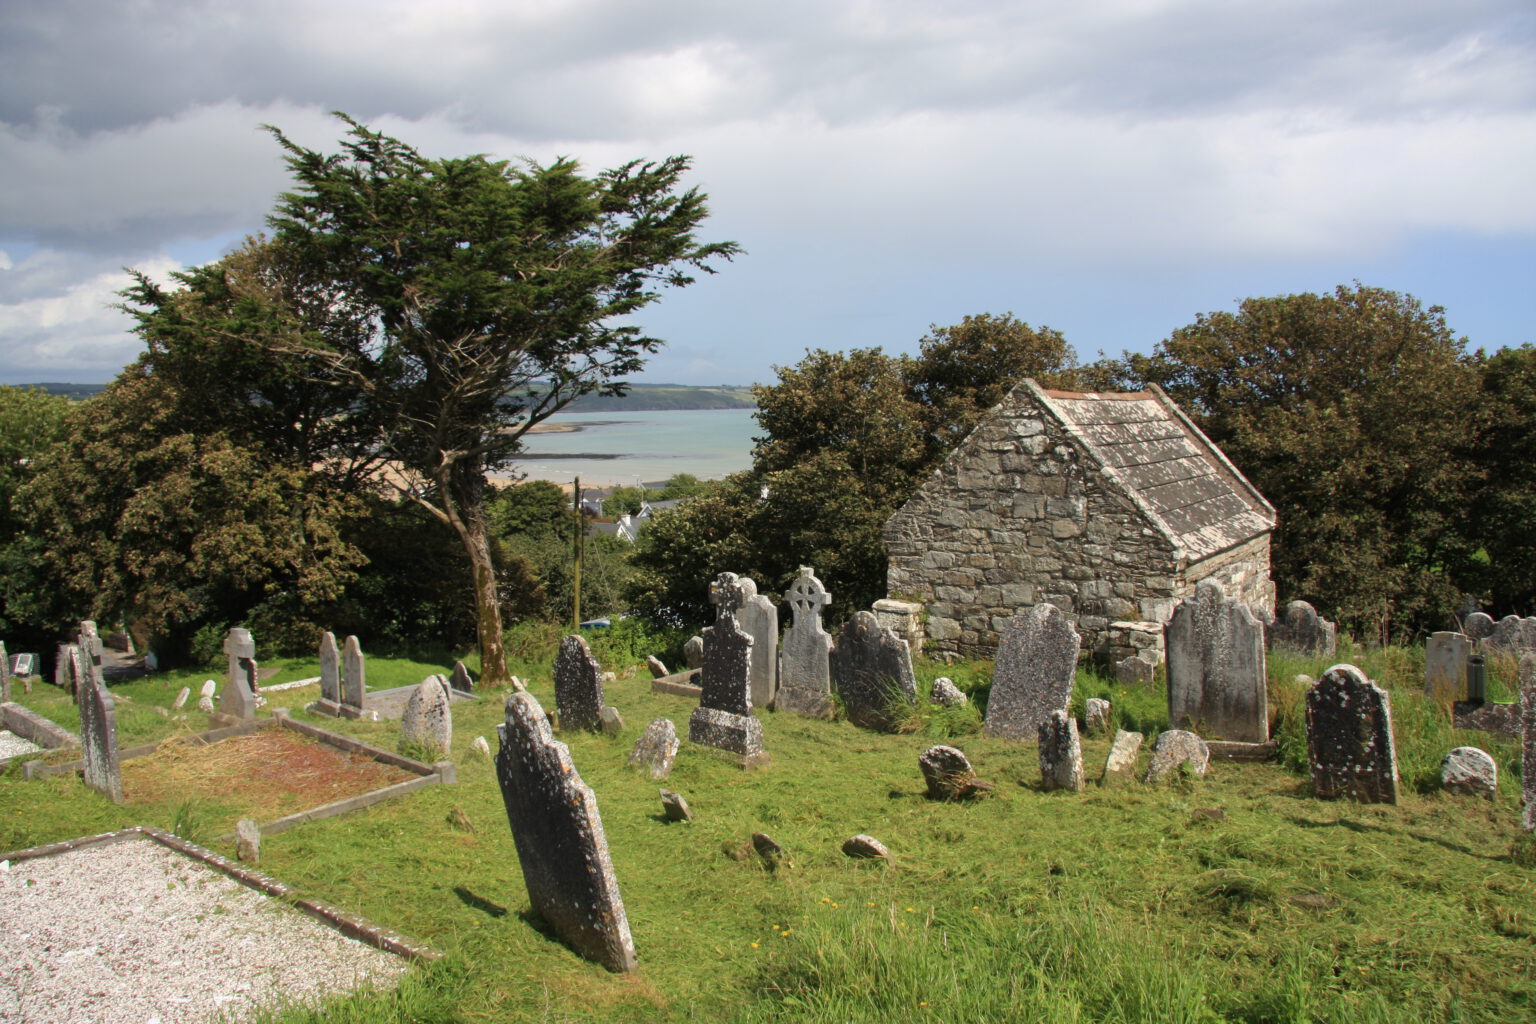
[0,729,43,760]
[0,836,409,1023]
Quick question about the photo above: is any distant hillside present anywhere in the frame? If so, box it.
[10,382,107,400]
[564,384,755,411]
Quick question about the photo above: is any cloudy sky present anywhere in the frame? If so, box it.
[2,0,1532,386]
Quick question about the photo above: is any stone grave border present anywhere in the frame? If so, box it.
[0,700,80,769]
[18,708,455,841]
[0,824,439,961]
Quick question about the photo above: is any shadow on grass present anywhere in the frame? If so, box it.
[452,886,508,918]
[1287,815,1505,861]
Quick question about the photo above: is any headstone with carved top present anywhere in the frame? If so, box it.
[555,634,604,732]
[687,572,768,767]
[1305,664,1399,804]
[778,567,834,717]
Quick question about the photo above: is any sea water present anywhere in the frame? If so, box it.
[509,408,759,485]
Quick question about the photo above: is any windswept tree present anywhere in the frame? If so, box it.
[263,115,738,685]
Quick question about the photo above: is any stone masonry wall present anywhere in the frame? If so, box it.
[1186,533,1275,615]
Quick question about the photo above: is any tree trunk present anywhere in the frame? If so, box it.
[440,465,512,688]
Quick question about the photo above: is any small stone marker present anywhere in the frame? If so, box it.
[1424,631,1472,702]
[646,655,669,679]
[54,643,73,694]
[200,679,217,699]
[751,832,784,869]
[628,718,679,779]
[600,705,624,736]
[841,834,892,861]
[1165,581,1267,743]
[450,660,474,693]
[831,610,918,731]
[555,634,605,732]
[778,567,834,717]
[1521,655,1535,832]
[0,641,9,702]
[683,635,705,669]
[220,628,258,720]
[1305,664,1399,804]
[660,789,692,822]
[688,573,769,767]
[735,577,780,711]
[495,690,636,972]
[235,818,261,863]
[1440,747,1497,799]
[985,603,1080,742]
[1144,729,1210,783]
[77,668,122,803]
[1101,729,1144,785]
[342,635,366,712]
[402,675,453,760]
[1083,697,1112,735]
[919,744,990,800]
[172,687,190,710]
[929,677,968,708]
[1267,600,1337,657]
[471,735,492,759]
[318,631,341,706]
[1038,709,1085,792]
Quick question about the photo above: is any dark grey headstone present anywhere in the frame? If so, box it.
[1440,747,1497,799]
[402,675,453,760]
[77,668,122,803]
[831,611,917,731]
[1101,729,1144,785]
[1487,615,1536,658]
[985,603,1079,742]
[778,567,834,717]
[318,631,340,705]
[495,690,636,972]
[1424,631,1471,702]
[1464,612,1496,640]
[54,643,73,694]
[700,615,754,716]
[220,628,258,720]
[1305,664,1399,804]
[919,744,989,800]
[842,834,892,860]
[1038,709,1084,792]
[1268,600,1337,658]
[1165,580,1267,743]
[1522,655,1535,832]
[0,641,9,702]
[687,705,769,768]
[660,788,692,822]
[450,660,474,693]
[342,635,366,711]
[628,718,679,779]
[735,578,779,711]
[554,634,604,732]
[1083,698,1112,735]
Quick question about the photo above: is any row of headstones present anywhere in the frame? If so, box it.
[1424,611,1536,702]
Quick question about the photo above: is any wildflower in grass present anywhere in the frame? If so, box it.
[781,928,793,936]
[905,906,915,913]
[750,942,759,948]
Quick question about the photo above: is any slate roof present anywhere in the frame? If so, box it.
[1033,384,1275,562]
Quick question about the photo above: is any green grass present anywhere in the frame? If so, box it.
[3,640,1532,1023]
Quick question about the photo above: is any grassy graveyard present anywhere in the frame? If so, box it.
[2,639,1533,1024]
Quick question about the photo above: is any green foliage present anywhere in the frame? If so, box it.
[1466,343,1536,612]
[602,485,648,517]
[486,480,569,541]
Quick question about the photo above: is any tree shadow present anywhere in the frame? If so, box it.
[452,886,508,918]
[1286,815,1504,861]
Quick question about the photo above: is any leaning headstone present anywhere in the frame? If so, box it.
[495,691,635,971]
[341,635,366,712]
[402,675,453,760]
[1440,747,1497,800]
[1083,698,1113,735]
[841,835,892,861]
[76,621,104,702]
[660,788,692,822]
[318,631,341,707]
[1038,710,1085,792]
[751,832,784,869]
[554,634,604,732]
[682,635,705,669]
[1268,600,1337,658]
[985,603,1079,742]
[778,567,834,717]
[1424,631,1472,702]
[1165,580,1268,743]
[1101,729,1144,786]
[600,706,624,736]
[628,719,679,779]
[1521,655,1535,832]
[1305,664,1399,804]
[77,669,122,803]
[449,660,474,694]
[688,574,768,767]
[235,818,261,863]
[1144,729,1210,783]
[470,735,491,759]
[172,687,190,710]
[831,611,918,731]
[929,677,968,708]
[220,628,258,720]
[735,577,779,711]
[645,655,669,679]
[918,745,990,800]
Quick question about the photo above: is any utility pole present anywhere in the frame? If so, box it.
[572,476,583,631]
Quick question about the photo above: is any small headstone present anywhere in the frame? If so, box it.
[200,678,217,699]
[1440,747,1497,799]
[601,671,617,684]
[1101,729,1144,785]
[1267,600,1337,657]
[1424,631,1472,702]
[555,634,605,732]
[77,669,122,803]
[600,705,624,736]
[494,690,637,972]
[628,719,679,779]
[1144,729,1210,783]
[1465,612,1497,640]
[735,577,780,711]
[682,635,705,669]
[197,694,214,714]
[318,631,341,705]
[841,834,892,861]
[172,687,190,710]
[450,660,474,693]
[235,818,261,863]
[751,831,784,869]
[1305,664,1399,804]
[342,635,366,711]
[831,611,918,731]
[1114,654,1156,686]
[1083,698,1112,735]
[778,567,834,717]
[1165,581,1267,743]
[1038,710,1085,792]
[470,735,491,759]
[220,628,258,720]
[919,744,991,800]
[402,675,453,760]
[646,655,669,679]
[985,603,1079,742]
[0,641,9,702]
[1521,655,1535,832]
[929,677,968,708]
[660,788,692,822]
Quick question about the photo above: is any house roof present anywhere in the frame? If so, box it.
[1031,382,1275,561]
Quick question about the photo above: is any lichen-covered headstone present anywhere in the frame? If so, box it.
[1465,612,1496,640]
[1267,600,1337,657]
[54,643,73,694]
[1084,698,1112,735]
[1440,747,1497,799]
[985,603,1079,742]
[660,788,692,821]
[831,611,918,731]
[688,573,768,766]
[1522,655,1536,832]
[1305,664,1399,804]
[450,660,474,693]
[495,690,635,971]
[402,675,453,760]
[471,735,491,759]
[628,718,679,779]
[919,744,990,800]
[646,655,669,679]
[682,635,705,669]
[76,621,104,703]
[1423,631,1471,702]
[77,668,122,803]
[778,567,834,717]
[929,677,968,708]
[1144,729,1210,783]
[600,705,624,736]
[1101,729,1144,785]
[1038,709,1085,792]
[555,634,604,732]
[1165,580,1268,743]
[735,577,779,711]
[342,635,366,712]
[318,631,341,707]
[220,628,258,720]
[1488,615,1536,658]
[0,640,9,702]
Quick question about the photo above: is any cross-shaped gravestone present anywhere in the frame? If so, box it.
[699,604,753,717]
[690,573,768,767]
[778,567,833,717]
[318,631,341,707]
[220,628,258,720]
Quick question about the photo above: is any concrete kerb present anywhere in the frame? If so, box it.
[1,701,80,766]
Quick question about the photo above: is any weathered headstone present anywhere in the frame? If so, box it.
[628,718,679,779]
[1440,747,1497,799]
[751,832,784,869]
[172,687,190,710]
[402,675,453,760]
[985,603,1079,742]
[1488,615,1536,658]
[0,640,9,702]
[76,621,104,702]
[682,635,705,669]
[1101,729,1144,785]
[555,634,604,732]
[219,628,258,720]
[929,676,968,708]
[1083,697,1112,735]
[831,611,918,731]
[688,573,768,767]
[318,631,341,707]
[841,834,892,861]
[1424,631,1472,702]
[450,660,474,693]
[645,655,669,679]
[1522,655,1536,832]
[495,690,636,972]
[1465,612,1496,640]
[778,567,834,717]
[1144,729,1210,783]
[918,744,990,800]
[1165,580,1268,743]
[1038,710,1085,792]
[600,705,624,736]
[54,643,73,694]
[660,788,692,822]
[235,818,261,863]
[77,668,122,803]
[735,577,779,711]
[1305,664,1399,804]
[1267,600,1337,657]
[342,635,366,712]
[470,735,492,759]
